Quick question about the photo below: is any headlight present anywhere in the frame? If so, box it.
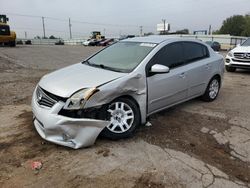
[227,51,233,57]
[63,88,99,110]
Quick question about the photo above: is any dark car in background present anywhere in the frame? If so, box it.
[16,40,23,45]
[119,35,135,41]
[25,40,32,45]
[88,39,104,46]
[205,41,221,51]
[55,40,64,45]
[98,38,114,46]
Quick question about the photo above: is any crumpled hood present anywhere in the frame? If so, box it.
[39,63,126,98]
[232,46,250,53]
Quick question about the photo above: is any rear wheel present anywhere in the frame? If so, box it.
[225,65,236,72]
[202,77,220,102]
[9,41,16,47]
[99,98,140,140]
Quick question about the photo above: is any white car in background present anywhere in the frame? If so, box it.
[225,38,250,72]
[82,39,92,46]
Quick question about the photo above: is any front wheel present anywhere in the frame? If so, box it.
[99,98,140,140]
[201,77,220,102]
[9,41,16,47]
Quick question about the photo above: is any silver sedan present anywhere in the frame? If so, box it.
[32,36,224,149]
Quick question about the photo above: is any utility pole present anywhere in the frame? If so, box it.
[140,26,143,37]
[42,17,46,38]
[162,19,166,35]
[208,25,212,35]
[69,18,72,39]
[25,31,27,39]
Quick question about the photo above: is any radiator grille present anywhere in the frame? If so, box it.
[36,87,58,108]
[234,52,250,60]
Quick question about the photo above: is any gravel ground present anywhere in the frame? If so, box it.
[0,45,250,188]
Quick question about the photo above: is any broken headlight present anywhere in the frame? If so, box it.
[63,88,98,110]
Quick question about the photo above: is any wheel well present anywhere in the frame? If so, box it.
[112,95,141,121]
[115,95,140,110]
[212,74,221,86]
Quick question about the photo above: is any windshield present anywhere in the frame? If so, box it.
[86,42,156,72]
[241,38,250,46]
[0,25,10,35]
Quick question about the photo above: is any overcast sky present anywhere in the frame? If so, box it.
[1,0,250,39]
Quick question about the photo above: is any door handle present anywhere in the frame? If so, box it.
[179,72,186,78]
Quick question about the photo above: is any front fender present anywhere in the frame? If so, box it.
[84,72,147,124]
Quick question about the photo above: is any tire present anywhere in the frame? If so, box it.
[99,98,140,140]
[9,41,16,47]
[201,77,220,102]
[225,65,236,72]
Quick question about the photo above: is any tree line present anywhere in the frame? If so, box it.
[215,14,250,37]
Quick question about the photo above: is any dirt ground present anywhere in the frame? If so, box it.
[0,45,250,188]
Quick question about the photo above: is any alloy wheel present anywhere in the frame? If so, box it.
[106,102,134,133]
[209,79,219,99]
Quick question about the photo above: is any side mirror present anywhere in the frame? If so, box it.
[150,64,170,74]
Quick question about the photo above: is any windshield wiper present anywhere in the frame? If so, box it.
[85,62,124,72]
[82,60,91,65]
[97,64,124,72]
[83,61,125,73]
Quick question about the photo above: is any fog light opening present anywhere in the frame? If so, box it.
[62,133,71,141]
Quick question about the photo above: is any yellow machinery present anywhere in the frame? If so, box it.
[91,31,104,40]
[0,15,16,47]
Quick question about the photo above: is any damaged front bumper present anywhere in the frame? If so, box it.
[31,91,109,149]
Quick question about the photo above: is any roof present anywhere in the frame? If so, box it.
[122,35,204,44]
[122,35,181,44]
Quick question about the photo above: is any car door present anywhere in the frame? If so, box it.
[147,42,188,114]
[183,42,212,98]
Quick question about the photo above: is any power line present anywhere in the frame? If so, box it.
[4,12,156,38]
[71,19,140,28]
[4,12,154,28]
[4,12,42,18]
[13,27,88,35]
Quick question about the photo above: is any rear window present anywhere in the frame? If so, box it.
[183,42,209,63]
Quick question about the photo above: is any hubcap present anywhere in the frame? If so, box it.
[106,102,134,133]
[209,79,219,99]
